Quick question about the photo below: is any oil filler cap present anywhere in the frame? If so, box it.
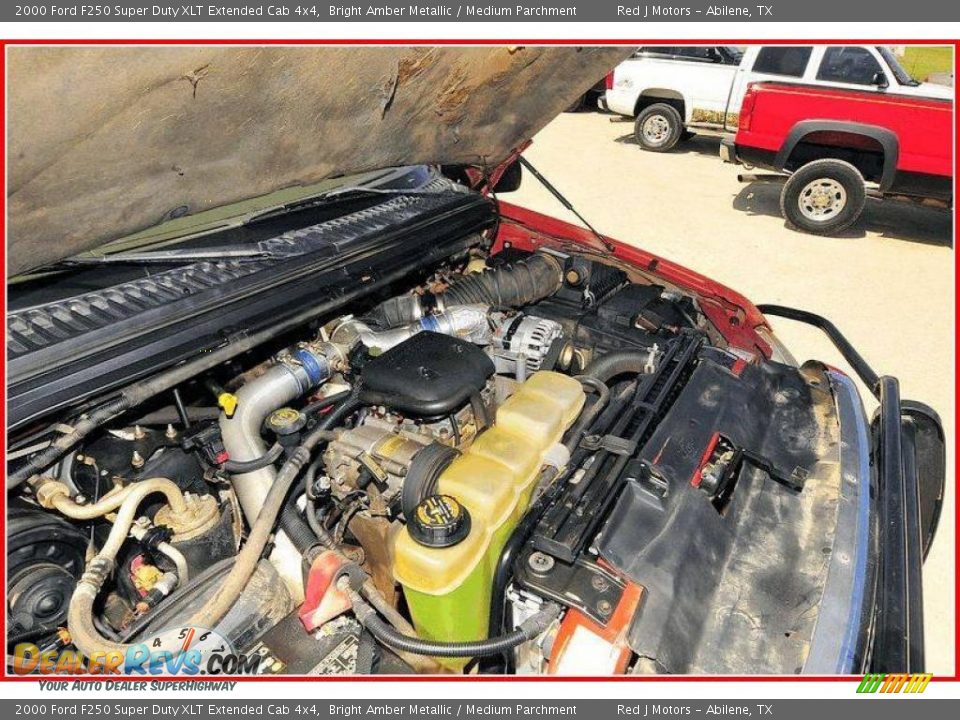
[409,494,471,549]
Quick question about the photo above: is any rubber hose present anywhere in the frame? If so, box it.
[350,589,561,658]
[363,294,425,329]
[223,443,284,474]
[303,390,352,416]
[400,443,460,520]
[440,252,563,310]
[582,350,654,384]
[282,392,361,553]
[564,376,611,453]
[300,394,360,505]
[280,500,322,556]
[316,393,363,433]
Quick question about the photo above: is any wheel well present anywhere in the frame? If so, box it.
[635,90,685,120]
[784,131,886,183]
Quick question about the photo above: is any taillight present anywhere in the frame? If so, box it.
[739,86,757,132]
[605,71,614,90]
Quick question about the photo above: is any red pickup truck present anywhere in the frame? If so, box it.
[721,81,953,235]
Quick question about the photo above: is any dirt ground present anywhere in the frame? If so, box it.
[511,110,956,674]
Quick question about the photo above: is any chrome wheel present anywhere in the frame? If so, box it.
[797,178,848,222]
[641,114,671,145]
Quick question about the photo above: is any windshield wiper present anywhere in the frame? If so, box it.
[46,245,281,268]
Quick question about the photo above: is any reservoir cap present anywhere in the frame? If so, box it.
[409,494,471,548]
[266,407,307,438]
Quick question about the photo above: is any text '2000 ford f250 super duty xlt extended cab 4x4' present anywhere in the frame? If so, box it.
[606,45,951,152]
[721,81,953,234]
[5,46,946,677]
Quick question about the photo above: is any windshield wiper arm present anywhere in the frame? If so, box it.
[52,246,279,267]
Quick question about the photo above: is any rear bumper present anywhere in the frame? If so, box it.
[719,137,737,164]
[758,304,941,673]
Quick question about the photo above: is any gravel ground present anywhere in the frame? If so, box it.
[510,110,955,674]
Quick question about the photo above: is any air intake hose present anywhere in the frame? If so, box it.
[440,252,563,309]
[366,252,563,328]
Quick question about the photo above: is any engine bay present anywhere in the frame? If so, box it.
[7,233,844,675]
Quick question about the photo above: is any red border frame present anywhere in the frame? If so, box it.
[0,37,956,684]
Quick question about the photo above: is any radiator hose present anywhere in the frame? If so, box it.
[348,586,561,658]
[582,349,657,384]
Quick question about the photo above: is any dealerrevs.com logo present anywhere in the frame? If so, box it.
[11,626,262,675]
[856,673,933,694]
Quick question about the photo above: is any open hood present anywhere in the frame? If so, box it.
[7,46,629,277]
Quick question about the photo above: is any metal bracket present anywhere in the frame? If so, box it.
[581,433,638,456]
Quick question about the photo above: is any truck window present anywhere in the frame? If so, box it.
[753,47,813,77]
[817,47,884,85]
[637,47,683,58]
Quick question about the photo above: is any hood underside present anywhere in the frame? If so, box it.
[7,46,628,277]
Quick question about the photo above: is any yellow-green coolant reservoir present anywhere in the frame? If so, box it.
[393,371,585,669]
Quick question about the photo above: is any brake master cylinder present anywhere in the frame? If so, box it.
[393,371,584,666]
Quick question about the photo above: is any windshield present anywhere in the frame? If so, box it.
[876,46,921,86]
[721,47,745,64]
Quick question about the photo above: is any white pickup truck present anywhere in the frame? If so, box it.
[605,45,952,152]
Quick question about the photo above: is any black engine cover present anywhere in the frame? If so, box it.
[359,331,494,417]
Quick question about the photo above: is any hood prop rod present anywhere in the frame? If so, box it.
[517,156,616,253]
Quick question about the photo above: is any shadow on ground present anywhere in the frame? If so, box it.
[614,131,727,159]
[732,181,954,247]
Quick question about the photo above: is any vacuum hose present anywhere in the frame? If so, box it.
[348,586,561,658]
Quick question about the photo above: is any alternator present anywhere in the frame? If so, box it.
[490,315,564,381]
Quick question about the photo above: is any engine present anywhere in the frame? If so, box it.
[7,248,712,676]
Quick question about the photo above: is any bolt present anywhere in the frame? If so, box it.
[131,451,145,469]
[591,575,609,592]
[165,424,178,440]
[597,599,612,616]
[133,425,146,440]
[527,552,555,575]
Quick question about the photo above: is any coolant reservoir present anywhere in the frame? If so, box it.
[393,371,585,667]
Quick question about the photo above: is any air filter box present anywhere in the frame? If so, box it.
[359,331,494,417]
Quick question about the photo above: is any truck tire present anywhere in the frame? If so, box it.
[780,159,866,235]
[634,103,684,152]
